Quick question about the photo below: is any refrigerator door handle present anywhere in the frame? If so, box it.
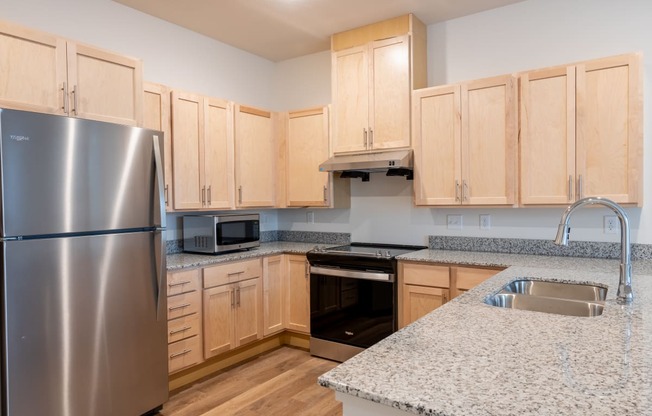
[152,135,167,230]
[153,135,167,320]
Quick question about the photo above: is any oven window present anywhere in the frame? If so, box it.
[216,221,259,245]
[310,274,395,349]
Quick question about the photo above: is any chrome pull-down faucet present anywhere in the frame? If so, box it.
[554,197,633,304]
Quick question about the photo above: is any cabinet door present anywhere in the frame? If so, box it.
[66,42,143,126]
[369,35,410,150]
[234,278,263,347]
[332,45,369,154]
[263,256,285,336]
[451,266,501,298]
[0,21,67,115]
[203,284,235,358]
[413,85,462,205]
[576,54,643,204]
[235,106,275,207]
[204,97,234,209]
[520,67,576,205]
[286,255,310,333]
[287,108,330,207]
[462,75,517,205]
[144,83,174,211]
[171,90,203,210]
[402,285,448,327]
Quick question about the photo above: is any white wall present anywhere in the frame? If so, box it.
[273,51,332,111]
[278,0,652,245]
[0,0,276,108]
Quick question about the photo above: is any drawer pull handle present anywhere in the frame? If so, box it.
[169,326,192,336]
[227,271,244,276]
[168,280,191,288]
[169,349,192,359]
[168,303,191,312]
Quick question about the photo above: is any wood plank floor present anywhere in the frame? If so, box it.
[159,347,342,416]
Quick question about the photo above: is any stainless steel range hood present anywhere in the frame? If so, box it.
[319,149,413,173]
[318,149,413,181]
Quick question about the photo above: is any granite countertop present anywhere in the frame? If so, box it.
[319,250,652,415]
[166,241,327,270]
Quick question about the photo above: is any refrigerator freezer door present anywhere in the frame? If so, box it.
[2,231,168,416]
[0,108,164,237]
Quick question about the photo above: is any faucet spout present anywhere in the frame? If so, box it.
[553,197,632,304]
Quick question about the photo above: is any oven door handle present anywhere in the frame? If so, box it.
[310,266,394,282]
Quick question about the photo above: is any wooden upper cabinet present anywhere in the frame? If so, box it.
[331,14,426,155]
[143,82,173,211]
[235,105,276,208]
[413,75,517,206]
[462,75,518,206]
[67,43,143,126]
[413,85,462,206]
[171,90,203,210]
[576,54,643,205]
[171,90,234,210]
[0,20,67,115]
[368,35,411,150]
[286,107,330,207]
[204,98,234,210]
[0,20,143,125]
[520,53,643,206]
[520,66,576,205]
[332,46,369,154]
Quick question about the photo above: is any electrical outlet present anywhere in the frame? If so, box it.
[479,214,491,230]
[604,215,618,234]
[306,211,315,224]
[447,214,463,230]
[260,212,268,224]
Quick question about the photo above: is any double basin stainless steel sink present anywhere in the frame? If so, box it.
[486,279,607,317]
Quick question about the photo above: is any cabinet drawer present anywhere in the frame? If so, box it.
[204,258,262,288]
[454,267,500,291]
[167,269,201,296]
[168,336,202,373]
[167,313,200,343]
[167,290,201,320]
[400,262,450,288]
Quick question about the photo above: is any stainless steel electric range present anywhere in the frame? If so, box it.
[306,242,426,362]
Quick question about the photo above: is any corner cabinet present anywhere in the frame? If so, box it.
[520,53,643,206]
[331,14,427,154]
[235,105,276,208]
[143,82,173,211]
[171,90,234,210]
[413,75,518,206]
[0,20,143,126]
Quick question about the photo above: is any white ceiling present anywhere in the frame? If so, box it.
[113,0,525,62]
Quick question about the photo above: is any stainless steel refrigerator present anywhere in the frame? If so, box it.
[0,108,168,415]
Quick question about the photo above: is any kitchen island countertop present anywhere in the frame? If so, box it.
[319,249,652,415]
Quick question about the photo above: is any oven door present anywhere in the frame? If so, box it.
[309,266,396,353]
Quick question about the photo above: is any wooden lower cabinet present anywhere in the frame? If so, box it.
[203,259,263,359]
[399,261,503,328]
[263,255,285,336]
[451,266,501,298]
[285,254,310,334]
[402,285,449,327]
[167,268,203,374]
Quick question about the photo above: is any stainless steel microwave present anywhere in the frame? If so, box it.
[182,214,260,254]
